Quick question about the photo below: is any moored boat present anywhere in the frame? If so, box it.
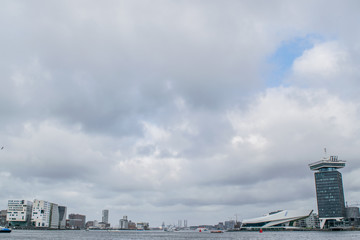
[0,226,11,233]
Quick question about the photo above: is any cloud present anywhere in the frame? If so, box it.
[1,0,360,226]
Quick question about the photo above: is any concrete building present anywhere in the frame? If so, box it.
[119,216,128,229]
[102,209,109,224]
[309,155,346,229]
[49,203,59,229]
[7,200,33,227]
[345,206,360,227]
[68,213,86,229]
[31,199,52,228]
[58,206,67,229]
[0,210,8,226]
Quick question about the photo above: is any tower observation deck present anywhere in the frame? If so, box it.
[309,155,346,171]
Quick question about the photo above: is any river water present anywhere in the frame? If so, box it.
[1,230,360,239]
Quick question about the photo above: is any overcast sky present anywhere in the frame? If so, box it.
[1,0,360,227]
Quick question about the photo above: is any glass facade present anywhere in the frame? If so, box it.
[314,170,346,218]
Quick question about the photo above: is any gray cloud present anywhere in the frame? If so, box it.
[1,0,360,226]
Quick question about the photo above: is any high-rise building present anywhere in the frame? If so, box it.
[6,200,33,227]
[309,155,346,229]
[119,216,128,229]
[31,199,52,228]
[102,209,109,224]
[58,206,67,229]
[49,203,59,229]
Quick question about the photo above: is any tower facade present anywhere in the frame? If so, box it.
[102,209,109,224]
[309,155,346,229]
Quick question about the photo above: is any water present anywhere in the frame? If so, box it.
[1,230,360,239]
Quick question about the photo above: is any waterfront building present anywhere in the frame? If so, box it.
[305,212,320,228]
[128,221,137,230]
[7,200,33,227]
[119,215,128,229]
[241,209,313,229]
[58,206,67,229]
[224,220,235,230]
[49,203,59,229]
[309,155,346,229]
[68,213,86,229]
[345,206,360,227]
[0,210,8,226]
[102,209,109,224]
[137,222,149,230]
[31,199,52,228]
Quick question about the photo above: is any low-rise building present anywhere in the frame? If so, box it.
[7,200,33,227]
[137,222,149,230]
[68,213,86,229]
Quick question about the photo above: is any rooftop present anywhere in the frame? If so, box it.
[309,156,346,171]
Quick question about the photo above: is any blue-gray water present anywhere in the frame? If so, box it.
[1,230,360,240]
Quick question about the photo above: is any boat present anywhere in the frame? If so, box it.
[210,230,224,233]
[196,227,208,232]
[0,226,11,233]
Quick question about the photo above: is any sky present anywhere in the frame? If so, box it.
[1,0,360,227]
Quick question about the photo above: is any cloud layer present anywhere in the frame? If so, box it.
[1,0,360,226]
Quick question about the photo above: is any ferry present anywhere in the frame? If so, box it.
[0,226,11,233]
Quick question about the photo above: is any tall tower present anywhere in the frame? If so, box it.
[102,209,109,224]
[309,154,346,229]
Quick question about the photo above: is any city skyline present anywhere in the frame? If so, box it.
[1,0,360,226]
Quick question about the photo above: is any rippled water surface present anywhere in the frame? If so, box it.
[2,230,360,239]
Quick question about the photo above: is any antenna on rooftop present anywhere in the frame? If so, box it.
[323,147,328,159]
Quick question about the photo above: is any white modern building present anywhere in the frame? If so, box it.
[31,199,52,228]
[6,200,33,227]
[241,210,313,229]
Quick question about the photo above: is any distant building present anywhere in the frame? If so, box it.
[58,206,67,229]
[68,214,86,229]
[31,199,52,228]
[85,220,94,229]
[128,221,137,230]
[0,210,8,226]
[184,219,188,228]
[215,222,224,230]
[345,206,360,227]
[224,220,235,230]
[119,216,128,229]
[305,212,320,229]
[137,222,149,230]
[309,155,346,229]
[241,210,313,229]
[6,200,33,227]
[102,209,109,224]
